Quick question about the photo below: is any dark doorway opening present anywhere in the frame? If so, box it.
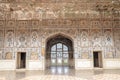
[21,53,26,68]
[17,52,26,69]
[93,52,103,68]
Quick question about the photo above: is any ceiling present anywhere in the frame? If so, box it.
[0,0,119,20]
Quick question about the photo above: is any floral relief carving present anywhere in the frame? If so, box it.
[5,52,12,60]
[30,52,38,60]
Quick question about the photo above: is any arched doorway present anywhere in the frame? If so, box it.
[46,34,74,69]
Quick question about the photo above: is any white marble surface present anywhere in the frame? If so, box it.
[0,60,15,70]
[104,59,120,69]
[0,59,120,70]
[28,60,43,70]
[0,67,120,80]
[75,59,92,69]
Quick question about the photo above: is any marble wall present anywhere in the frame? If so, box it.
[0,19,119,70]
[0,20,120,60]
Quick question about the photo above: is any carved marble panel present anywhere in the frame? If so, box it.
[102,21,112,28]
[79,29,89,47]
[17,21,30,29]
[90,29,102,48]
[103,29,113,47]
[31,20,40,28]
[6,20,16,27]
[113,21,120,28]
[79,20,88,28]
[91,21,102,28]
[5,52,12,60]
[30,48,39,60]
[81,52,89,59]
[105,47,114,58]
[106,52,113,58]
[5,30,14,48]
[30,52,39,60]
[81,48,89,59]
[114,29,120,58]
[31,30,39,47]
[4,48,13,60]
[15,29,29,48]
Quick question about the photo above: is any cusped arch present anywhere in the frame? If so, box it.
[45,33,75,68]
[45,33,74,53]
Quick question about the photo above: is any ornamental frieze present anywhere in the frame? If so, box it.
[0,19,119,29]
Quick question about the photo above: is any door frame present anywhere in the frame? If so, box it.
[93,51,103,68]
[16,52,26,69]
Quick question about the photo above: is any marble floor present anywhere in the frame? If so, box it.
[0,67,120,80]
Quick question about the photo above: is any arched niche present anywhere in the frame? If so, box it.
[45,33,74,69]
